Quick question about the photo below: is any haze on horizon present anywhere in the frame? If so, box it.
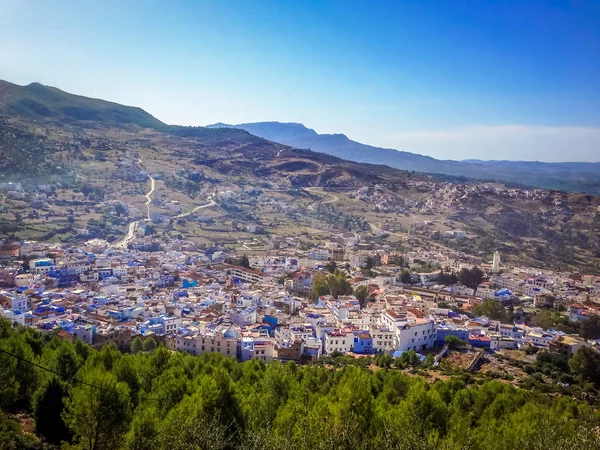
[1,0,599,162]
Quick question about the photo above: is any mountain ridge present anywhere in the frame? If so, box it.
[207,121,600,193]
[0,80,598,193]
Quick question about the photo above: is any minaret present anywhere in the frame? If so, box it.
[492,251,501,273]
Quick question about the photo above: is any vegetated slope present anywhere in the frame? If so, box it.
[208,121,600,194]
[1,318,600,450]
[0,80,164,129]
[1,81,598,274]
[0,80,264,145]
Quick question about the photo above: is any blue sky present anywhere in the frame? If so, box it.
[1,0,599,161]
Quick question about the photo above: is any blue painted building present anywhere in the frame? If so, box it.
[353,331,373,354]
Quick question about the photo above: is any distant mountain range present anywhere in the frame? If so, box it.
[208,122,600,194]
[0,79,597,194]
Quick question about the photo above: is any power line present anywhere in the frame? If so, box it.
[0,347,183,403]
[0,347,111,392]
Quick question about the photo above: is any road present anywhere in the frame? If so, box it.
[144,176,155,220]
[172,200,216,219]
[303,187,340,210]
[113,163,155,249]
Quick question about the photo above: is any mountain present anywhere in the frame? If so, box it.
[1,80,599,274]
[0,80,165,129]
[207,121,600,194]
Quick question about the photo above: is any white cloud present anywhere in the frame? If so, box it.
[378,125,600,162]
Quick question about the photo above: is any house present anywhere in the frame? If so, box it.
[435,326,470,346]
[549,335,591,357]
[231,308,257,326]
[370,326,395,353]
[379,309,436,352]
[228,265,272,284]
[324,330,353,355]
[240,337,276,362]
[307,249,329,261]
[489,334,518,350]
[353,331,373,354]
[568,303,590,322]
[525,330,555,347]
[277,340,304,363]
[0,244,20,258]
[29,258,55,275]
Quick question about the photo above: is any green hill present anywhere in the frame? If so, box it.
[0,80,269,145]
[0,80,165,129]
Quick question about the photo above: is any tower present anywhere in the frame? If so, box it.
[492,251,501,273]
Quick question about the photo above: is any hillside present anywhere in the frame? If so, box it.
[207,121,600,194]
[0,81,599,273]
[1,318,600,450]
[0,80,164,129]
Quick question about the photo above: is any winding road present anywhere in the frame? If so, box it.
[113,171,215,249]
[114,173,155,249]
[303,187,340,211]
[172,199,216,219]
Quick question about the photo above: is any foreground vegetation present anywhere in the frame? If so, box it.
[1,319,600,450]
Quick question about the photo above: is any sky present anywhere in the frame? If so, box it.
[1,0,599,162]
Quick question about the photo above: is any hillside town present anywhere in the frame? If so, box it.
[2,233,599,366]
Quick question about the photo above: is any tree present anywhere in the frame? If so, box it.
[580,316,600,340]
[130,337,143,354]
[400,270,412,284]
[311,271,330,301]
[32,377,71,445]
[326,259,337,274]
[238,254,250,269]
[444,335,467,349]
[354,285,368,308]
[326,269,352,299]
[472,299,513,323]
[569,347,600,387]
[142,338,157,352]
[437,270,458,286]
[458,266,484,294]
[62,369,131,450]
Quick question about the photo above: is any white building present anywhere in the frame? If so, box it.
[307,249,329,261]
[379,309,436,352]
[324,331,354,355]
[29,258,55,275]
[370,326,395,353]
[492,251,501,273]
[349,254,370,268]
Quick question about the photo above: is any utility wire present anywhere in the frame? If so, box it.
[0,346,183,403]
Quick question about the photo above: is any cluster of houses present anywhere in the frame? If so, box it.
[0,237,599,364]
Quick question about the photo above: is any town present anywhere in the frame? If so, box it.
[2,229,599,371]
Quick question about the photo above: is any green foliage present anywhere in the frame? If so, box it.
[32,377,71,444]
[569,347,600,387]
[437,270,458,286]
[445,335,467,349]
[310,269,352,300]
[142,337,157,352]
[579,316,600,340]
[144,224,156,236]
[325,260,337,274]
[458,266,484,293]
[1,318,600,450]
[400,269,412,284]
[130,336,143,354]
[472,299,513,323]
[62,368,132,450]
[354,285,368,307]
